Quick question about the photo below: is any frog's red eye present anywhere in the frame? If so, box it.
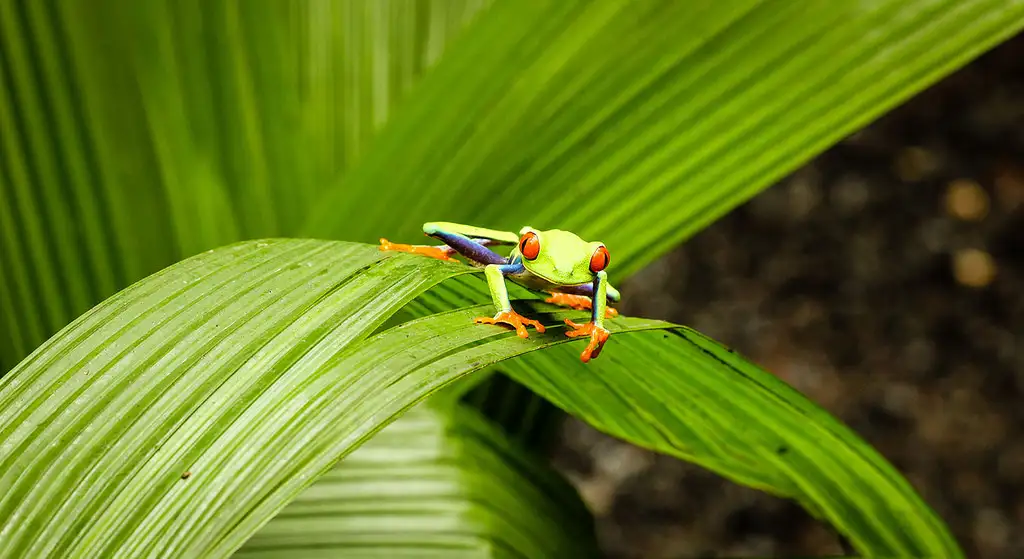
[519,232,540,260]
[590,246,609,273]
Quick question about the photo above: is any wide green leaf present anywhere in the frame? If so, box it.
[1,241,958,557]
[238,404,596,558]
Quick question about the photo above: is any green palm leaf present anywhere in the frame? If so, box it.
[0,241,961,557]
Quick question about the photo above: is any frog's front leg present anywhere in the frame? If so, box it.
[474,262,546,338]
[563,270,612,363]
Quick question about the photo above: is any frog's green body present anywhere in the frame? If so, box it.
[379,221,620,362]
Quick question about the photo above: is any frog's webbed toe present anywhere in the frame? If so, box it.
[378,238,456,261]
[563,318,610,363]
[474,310,546,338]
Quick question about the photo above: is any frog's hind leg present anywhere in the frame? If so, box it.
[545,284,620,318]
[381,222,515,265]
[546,292,618,318]
[422,224,509,265]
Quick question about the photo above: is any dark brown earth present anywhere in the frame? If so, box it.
[551,34,1024,559]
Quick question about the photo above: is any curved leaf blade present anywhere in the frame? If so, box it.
[499,334,960,557]
[0,240,467,557]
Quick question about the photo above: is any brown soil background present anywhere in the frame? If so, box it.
[550,34,1024,559]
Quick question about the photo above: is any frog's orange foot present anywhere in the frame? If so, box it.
[379,238,456,262]
[563,319,611,363]
[475,310,546,339]
[545,292,618,318]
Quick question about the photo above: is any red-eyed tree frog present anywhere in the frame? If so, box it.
[379,222,621,363]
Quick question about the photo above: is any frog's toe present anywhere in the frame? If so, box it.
[475,310,546,338]
[564,318,611,363]
[379,238,456,261]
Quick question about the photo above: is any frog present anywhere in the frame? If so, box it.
[379,221,621,362]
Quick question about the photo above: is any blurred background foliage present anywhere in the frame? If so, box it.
[1,0,1023,556]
